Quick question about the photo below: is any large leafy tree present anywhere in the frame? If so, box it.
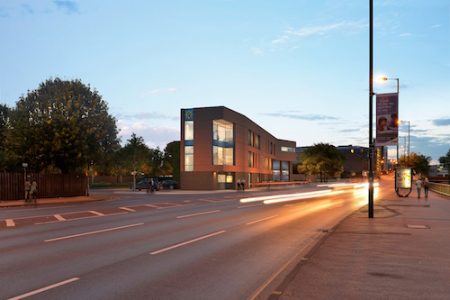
[298,143,345,182]
[6,78,119,173]
[438,149,450,183]
[399,152,431,176]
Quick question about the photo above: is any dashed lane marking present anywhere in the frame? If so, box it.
[54,214,66,221]
[89,211,104,216]
[6,219,15,227]
[36,212,127,225]
[149,230,226,255]
[176,210,221,219]
[44,223,144,242]
[246,215,278,225]
[7,277,80,300]
[119,207,136,212]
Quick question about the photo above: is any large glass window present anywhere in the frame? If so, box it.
[248,151,255,167]
[184,146,194,171]
[281,146,295,153]
[185,121,194,140]
[213,120,234,165]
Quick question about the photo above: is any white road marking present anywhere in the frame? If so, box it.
[6,219,15,227]
[176,210,221,219]
[7,277,80,300]
[237,204,260,209]
[150,230,226,255]
[35,212,127,225]
[119,207,135,212]
[89,210,104,216]
[145,204,159,208]
[54,214,66,221]
[44,223,144,242]
[246,215,278,225]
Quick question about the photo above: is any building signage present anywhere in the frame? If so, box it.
[396,167,412,189]
[376,93,398,146]
[184,109,194,121]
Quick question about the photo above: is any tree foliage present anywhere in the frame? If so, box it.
[298,143,345,182]
[163,141,180,182]
[399,152,431,176]
[438,148,450,183]
[5,78,119,173]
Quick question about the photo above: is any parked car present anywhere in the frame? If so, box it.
[132,178,159,191]
[161,179,178,189]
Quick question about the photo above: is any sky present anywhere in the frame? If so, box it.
[0,0,449,162]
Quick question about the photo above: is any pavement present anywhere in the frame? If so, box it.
[274,182,450,300]
[0,195,110,208]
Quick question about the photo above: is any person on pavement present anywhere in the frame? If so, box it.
[24,178,31,202]
[423,177,430,199]
[30,180,38,202]
[415,177,423,199]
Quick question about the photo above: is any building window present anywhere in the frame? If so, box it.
[281,146,295,153]
[218,173,233,183]
[281,161,289,181]
[248,151,255,167]
[272,160,280,181]
[185,121,194,140]
[213,119,234,165]
[184,146,194,171]
[255,135,260,149]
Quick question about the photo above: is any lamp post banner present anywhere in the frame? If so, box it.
[376,92,398,146]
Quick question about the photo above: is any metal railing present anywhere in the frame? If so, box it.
[429,182,450,197]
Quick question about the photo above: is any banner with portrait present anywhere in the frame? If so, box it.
[376,93,398,146]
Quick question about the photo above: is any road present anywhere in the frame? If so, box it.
[0,182,383,300]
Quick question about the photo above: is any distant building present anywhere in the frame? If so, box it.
[180,106,296,190]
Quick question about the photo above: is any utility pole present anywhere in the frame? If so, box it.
[368,0,374,218]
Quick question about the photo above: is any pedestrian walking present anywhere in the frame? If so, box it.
[415,177,423,199]
[242,179,246,191]
[24,178,31,202]
[236,179,241,191]
[423,177,430,199]
[30,179,38,203]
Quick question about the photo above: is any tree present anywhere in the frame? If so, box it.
[298,143,345,182]
[163,141,180,182]
[399,152,431,176]
[439,149,450,183]
[0,104,10,170]
[112,133,153,176]
[5,78,119,173]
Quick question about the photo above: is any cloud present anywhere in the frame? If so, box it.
[339,128,361,133]
[432,118,450,126]
[143,87,178,97]
[117,112,178,121]
[117,120,179,148]
[53,0,78,14]
[272,20,367,44]
[263,111,338,121]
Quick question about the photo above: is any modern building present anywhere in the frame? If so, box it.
[180,106,296,190]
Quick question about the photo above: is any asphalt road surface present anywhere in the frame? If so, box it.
[0,183,383,300]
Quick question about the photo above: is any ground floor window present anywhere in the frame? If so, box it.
[217,173,233,183]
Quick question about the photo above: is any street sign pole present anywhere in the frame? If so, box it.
[368,0,374,218]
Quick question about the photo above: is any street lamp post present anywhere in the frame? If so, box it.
[368,0,374,218]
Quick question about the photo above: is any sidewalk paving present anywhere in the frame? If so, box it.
[276,189,450,300]
[0,195,111,208]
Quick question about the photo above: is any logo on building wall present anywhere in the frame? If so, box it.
[184,109,194,121]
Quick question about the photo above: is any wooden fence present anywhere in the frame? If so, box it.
[0,173,87,200]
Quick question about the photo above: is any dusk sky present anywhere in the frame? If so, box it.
[0,0,449,161]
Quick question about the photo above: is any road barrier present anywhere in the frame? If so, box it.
[429,182,450,197]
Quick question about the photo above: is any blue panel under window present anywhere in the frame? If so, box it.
[184,140,194,146]
[212,140,234,148]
